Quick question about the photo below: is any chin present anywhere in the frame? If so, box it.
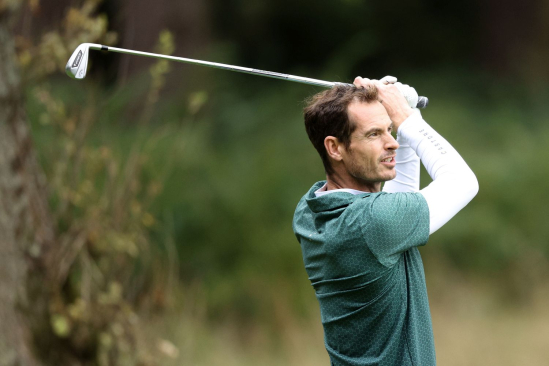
[382,173,397,182]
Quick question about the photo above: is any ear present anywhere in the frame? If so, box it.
[324,136,344,162]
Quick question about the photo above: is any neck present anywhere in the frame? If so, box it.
[326,170,382,193]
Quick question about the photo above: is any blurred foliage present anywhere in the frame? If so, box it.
[15,0,182,364]
[16,0,116,82]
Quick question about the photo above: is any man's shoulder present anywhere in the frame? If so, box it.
[293,184,425,215]
[292,182,376,236]
[362,191,429,224]
[293,182,374,218]
[293,183,428,226]
[340,190,427,214]
[369,190,427,205]
[293,181,324,216]
[292,182,323,234]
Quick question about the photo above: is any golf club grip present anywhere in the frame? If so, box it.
[417,97,429,109]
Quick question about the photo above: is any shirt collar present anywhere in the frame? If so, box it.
[314,182,371,197]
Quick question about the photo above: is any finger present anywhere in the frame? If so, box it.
[371,79,386,90]
[394,82,405,96]
[370,80,386,103]
[353,76,372,88]
[380,75,397,85]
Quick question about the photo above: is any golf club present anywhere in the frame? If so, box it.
[66,43,429,108]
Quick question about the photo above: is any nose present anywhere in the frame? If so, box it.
[385,133,399,151]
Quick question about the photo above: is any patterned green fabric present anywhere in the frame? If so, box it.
[293,181,434,366]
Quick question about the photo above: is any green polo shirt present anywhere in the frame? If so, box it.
[293,181,434,366]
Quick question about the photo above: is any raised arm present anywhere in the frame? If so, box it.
[398,111,478,234]
[354,77,478,235]
[373,76,420,193]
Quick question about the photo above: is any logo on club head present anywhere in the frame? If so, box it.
[72,50,83,68]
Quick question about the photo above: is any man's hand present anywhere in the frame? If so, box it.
[353,76,414,131]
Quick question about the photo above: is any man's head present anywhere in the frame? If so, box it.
[304,84,399,191]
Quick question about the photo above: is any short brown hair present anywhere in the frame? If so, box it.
[303,84,378,174]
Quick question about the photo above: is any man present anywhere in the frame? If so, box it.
[292,76,478,366]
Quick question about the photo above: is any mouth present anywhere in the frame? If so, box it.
[380,156,396,165]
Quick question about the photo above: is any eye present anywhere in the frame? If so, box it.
[368,132,378,137]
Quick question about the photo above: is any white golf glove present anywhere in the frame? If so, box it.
[380,76,419,109]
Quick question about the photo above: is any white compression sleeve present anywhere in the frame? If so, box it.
[382,111,421,193]
[398,110,479,235]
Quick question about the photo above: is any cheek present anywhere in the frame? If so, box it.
[350,148,377,169]
[348,140,380,163]
[357,144,377,162]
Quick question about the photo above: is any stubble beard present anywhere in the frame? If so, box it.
[345,150,396,186]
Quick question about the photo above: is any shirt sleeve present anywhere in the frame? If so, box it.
[398,110,479,234]
[382,109,422,193]
[381,140,421,193]
[359,192,430,267]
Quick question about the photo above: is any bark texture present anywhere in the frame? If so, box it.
[0,6,55,366]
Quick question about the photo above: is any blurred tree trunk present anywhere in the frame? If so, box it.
[0,5,55,366]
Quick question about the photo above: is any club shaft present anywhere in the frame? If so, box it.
[87,44,428,108]
[92,44,338,88]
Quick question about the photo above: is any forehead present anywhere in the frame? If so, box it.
[347,101,391,133]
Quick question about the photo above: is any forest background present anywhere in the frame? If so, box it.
[1,0,549,365]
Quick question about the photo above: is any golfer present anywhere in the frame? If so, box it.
[293,76,478,366]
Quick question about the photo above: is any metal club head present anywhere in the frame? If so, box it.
[65,43,101,79]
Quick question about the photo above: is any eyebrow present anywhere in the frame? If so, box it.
[363,123,394,135]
